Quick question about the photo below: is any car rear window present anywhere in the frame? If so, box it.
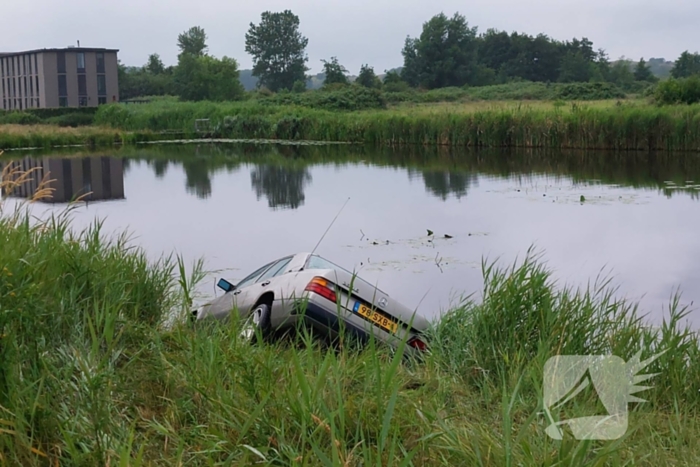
[306,255,385,293]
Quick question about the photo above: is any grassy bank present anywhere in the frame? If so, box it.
[1,166,699,465]
[93,99,700,152]
[0,124,164,151]
[2,95,700,151]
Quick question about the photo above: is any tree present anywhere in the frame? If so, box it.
[146,53,165,75]
[634,58,656,82]
[558,51,594,83]
[321,57,349,86]
[178,26,208,57]
[245,10,309,92]
[400,12,479,89]
[174,54,244,101]
[382,70,410,92]
[608,58,635,90]
[671,51,700,79]
[356,64,382,88]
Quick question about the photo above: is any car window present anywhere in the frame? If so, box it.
[235,261,276,289]
[256,256,293,283]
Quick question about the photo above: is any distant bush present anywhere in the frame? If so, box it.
[653,76,700,105]
[45,112,96,127]
[260,85,387,111]
[380,81,628,104]
[0,112,42,125]
[554,82,626,100]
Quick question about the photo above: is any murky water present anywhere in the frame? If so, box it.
[2,143,700,327]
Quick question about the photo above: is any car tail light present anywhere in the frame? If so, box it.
[407,336,428,351]
[305,277,338,303]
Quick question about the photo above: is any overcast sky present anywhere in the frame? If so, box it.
[4,0,699,73]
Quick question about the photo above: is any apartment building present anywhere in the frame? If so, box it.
[0,47,119,110]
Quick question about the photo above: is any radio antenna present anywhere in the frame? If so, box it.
[309,196,351,259]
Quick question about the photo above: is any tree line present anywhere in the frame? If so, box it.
[118,10,700,101]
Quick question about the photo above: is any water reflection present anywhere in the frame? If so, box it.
[414,170,479,200]
[251,165,312,210]
[117,144,700,204]
[3,143,700,327]
[1,155,125,203]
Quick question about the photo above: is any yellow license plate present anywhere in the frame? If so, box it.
[354,302,398,334]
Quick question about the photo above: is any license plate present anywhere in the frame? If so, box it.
[353,302,398,334]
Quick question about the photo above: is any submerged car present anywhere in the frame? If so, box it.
[193,252,430,352]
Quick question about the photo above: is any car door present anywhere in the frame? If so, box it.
[204,260,276,320]
[235,256,294,313]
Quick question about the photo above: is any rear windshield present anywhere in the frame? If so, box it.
[305,255,385,293]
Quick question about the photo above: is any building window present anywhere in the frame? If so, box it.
[34,54,38,75]
[35,76,39,96]
[98,96,107,105]
[77,53,85,72]
[23,77,27,97]
[22,55,26,75]
[29,76,33,97]
[78,74,87,96]
[0,59,4,77]
[28,55,32,75]
[96,53,105,73]
[57,52,66,74]
[97,75,106,96]
[59,97,68,107]
[36,98,40,107]
[58,75,67,97]
[78,96,88,107]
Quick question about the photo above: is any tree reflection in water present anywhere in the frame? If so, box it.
[250,164,313,210]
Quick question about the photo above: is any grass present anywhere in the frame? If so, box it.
[2,93,700,151]
[0,124,164,151]
[91,99,700,152]
[1,162,699,465]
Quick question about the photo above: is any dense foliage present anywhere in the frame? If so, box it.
[114,11,700,106]
[245,10,309,92]
[654,76,700,105]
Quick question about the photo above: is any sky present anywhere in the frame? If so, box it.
[3,0,700,74]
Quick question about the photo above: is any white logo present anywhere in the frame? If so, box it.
[543,350,664,440]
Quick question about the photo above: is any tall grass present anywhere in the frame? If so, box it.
[0,124,161,150]
[90,100,700,152]
[1,163,699,465]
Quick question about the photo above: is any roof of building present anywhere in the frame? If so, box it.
[0,47,119,58]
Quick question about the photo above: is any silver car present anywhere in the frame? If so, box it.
[193,252,430,353]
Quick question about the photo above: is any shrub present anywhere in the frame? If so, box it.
[45,113,95,127]
[0,112,42,125]
[654,76,700,105]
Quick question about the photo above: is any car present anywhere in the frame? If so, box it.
[193,252,430,353]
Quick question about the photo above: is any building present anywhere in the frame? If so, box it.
[1,155,125,203]
[0,47,119,110]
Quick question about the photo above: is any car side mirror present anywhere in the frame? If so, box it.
[217,278,235,293]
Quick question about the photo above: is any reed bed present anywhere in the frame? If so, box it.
[91,100,700,152]
[1,163,699,465]
[0,124,162,150]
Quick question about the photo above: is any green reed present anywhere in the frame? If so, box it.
[0,185,699,464]
[88,100,700,152]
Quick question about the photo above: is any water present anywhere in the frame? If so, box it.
[3,143,700,327]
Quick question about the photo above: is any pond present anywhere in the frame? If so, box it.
[2,143,700,328]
